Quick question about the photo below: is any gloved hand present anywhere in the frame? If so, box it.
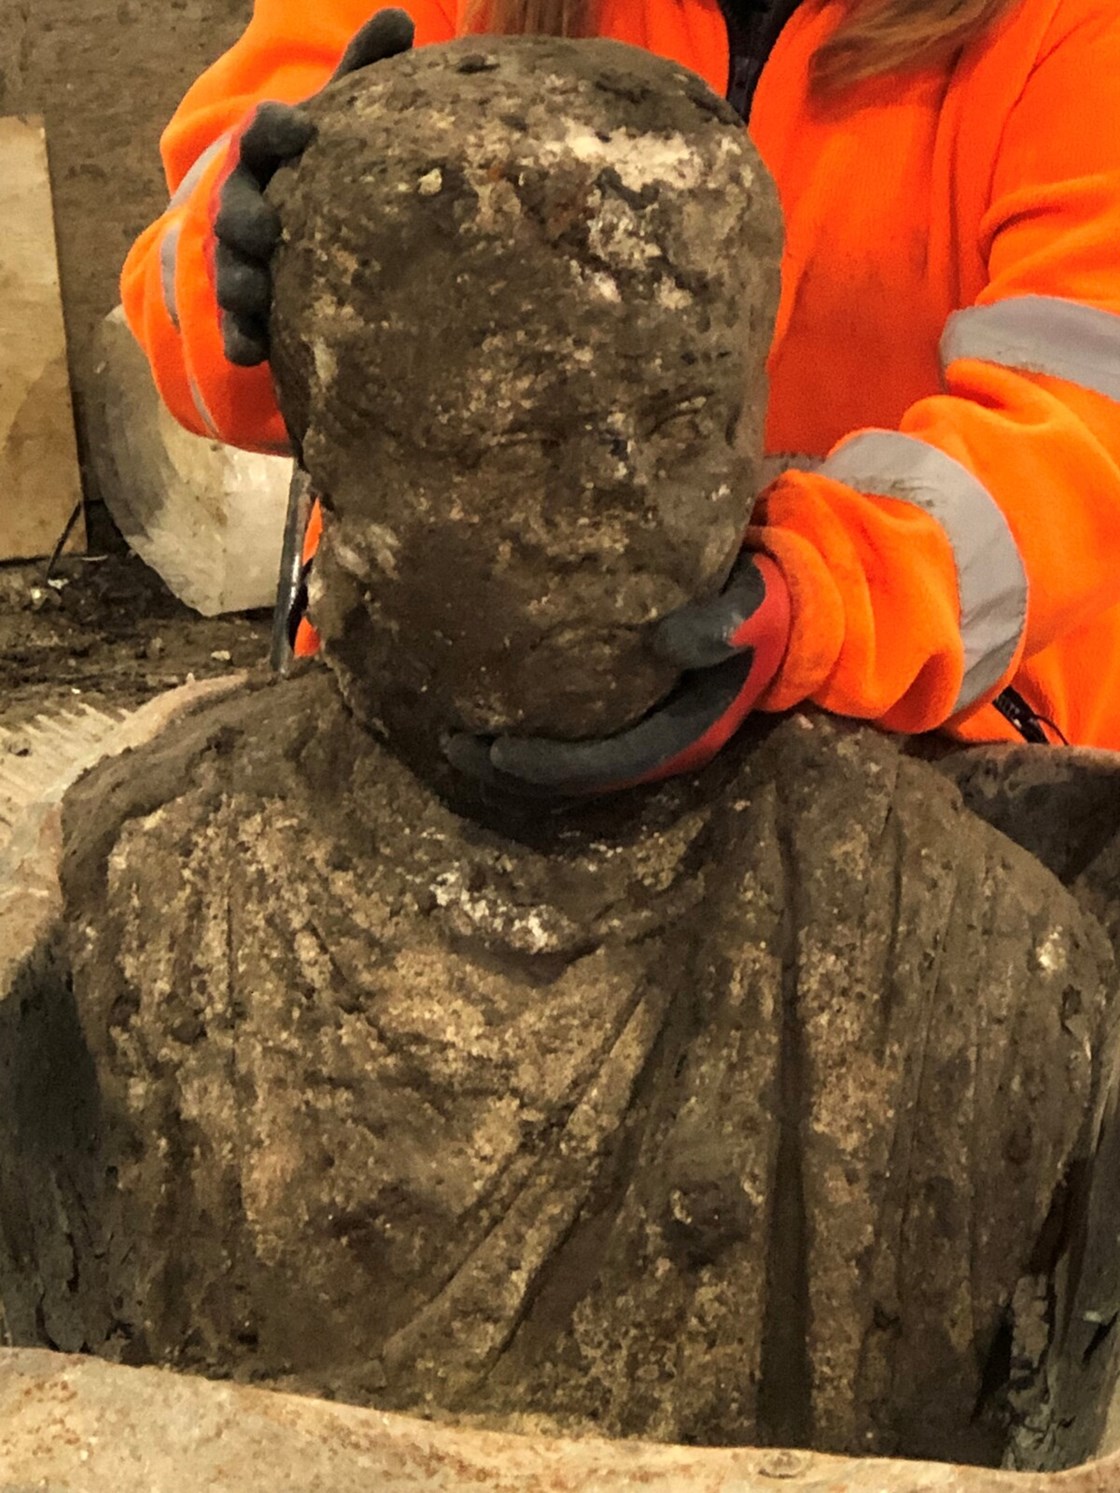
[445,551,792,796]
[212,8,415,366]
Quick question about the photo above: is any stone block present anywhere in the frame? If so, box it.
[0,1348,1118,1492]
[86,307,290,616]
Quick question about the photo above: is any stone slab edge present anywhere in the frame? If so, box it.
[0,676,246,984]
[0,1349,1118,1492]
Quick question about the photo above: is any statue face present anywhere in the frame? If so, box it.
[306,364,757,749]
[269,36,782,754]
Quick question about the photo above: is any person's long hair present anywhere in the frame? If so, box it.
[464,1,593,36]
[462,0,1020,87]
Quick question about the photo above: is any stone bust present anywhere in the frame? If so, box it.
[0,35,1117,1478]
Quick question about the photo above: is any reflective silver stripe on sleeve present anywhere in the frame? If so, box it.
[159,136,233,329]
[759,452,822,486]
[821,430,1027,712]
[168,136,230,210]
[941,295,1120,402]
[159,222,182,327]
[188,375,221,440]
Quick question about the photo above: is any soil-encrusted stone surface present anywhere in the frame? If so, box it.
[2,674,1118,1471]
[5,1348,1120,1493]
[268,38,782,755]
[4,7,1120,1481]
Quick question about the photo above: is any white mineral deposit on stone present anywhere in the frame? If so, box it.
[586,270,622,301]
[587,197,663,267]
[88,307,290,616]
[322,533,373,582]
[560,123,707,193]
[656,280,693,309]
[364,523,401,578]
[1036,928,1068,973]
[431,867,574,954]
[312,338,339,394]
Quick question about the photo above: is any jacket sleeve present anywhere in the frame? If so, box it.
[120,0,457,453]
[751,0,1120,738]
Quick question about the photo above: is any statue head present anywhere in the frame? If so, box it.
[268,36,782,763]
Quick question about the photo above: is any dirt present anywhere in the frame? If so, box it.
[1,672,1114,1469]
[0,544,268,731]
[1,2,1117,1476]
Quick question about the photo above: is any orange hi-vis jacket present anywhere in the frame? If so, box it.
[121,0,1120,748]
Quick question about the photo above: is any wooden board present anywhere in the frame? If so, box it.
[0,115,85,560]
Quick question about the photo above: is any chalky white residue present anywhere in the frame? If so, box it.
[586,270,622,302]
[556,127,741,298]
[586,197,659,280]
[1036,929,1068,974]
[656,280,692,309]
[312,339,337,393]
[559,124,710,194]
[363,523,401,579]
[431,868,571,955]
[329,534,374,581]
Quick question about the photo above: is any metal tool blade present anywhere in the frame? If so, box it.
[269,461,314,675]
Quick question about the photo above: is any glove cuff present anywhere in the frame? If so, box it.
[122,131,291,454]
[731,551,792,683]
[746,526,845,713]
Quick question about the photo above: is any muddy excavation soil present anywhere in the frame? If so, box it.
[0,542,267,731]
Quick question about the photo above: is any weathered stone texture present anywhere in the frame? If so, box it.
[267,38,782,755]
[924,739,1120,1470]
[0,678,1117,1469]
[5,1347,1120,1493]
[86,308,290,617]
[1,31,1118,1486]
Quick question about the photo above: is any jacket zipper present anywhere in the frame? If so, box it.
[720,0,802,121]
[992,686,1065,745]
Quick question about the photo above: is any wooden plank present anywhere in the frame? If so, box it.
[0,115,85,561]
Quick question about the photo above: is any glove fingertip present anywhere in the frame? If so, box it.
[652,553,769,665]
[239,103,315,180]
[653,609,735,669]
[333,9,416,79]
[444,732,496,778]
[222,313,270,368]
[372,7,417,51]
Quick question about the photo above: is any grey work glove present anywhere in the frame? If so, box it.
[445,552,793,798]
[213,8,415,366]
